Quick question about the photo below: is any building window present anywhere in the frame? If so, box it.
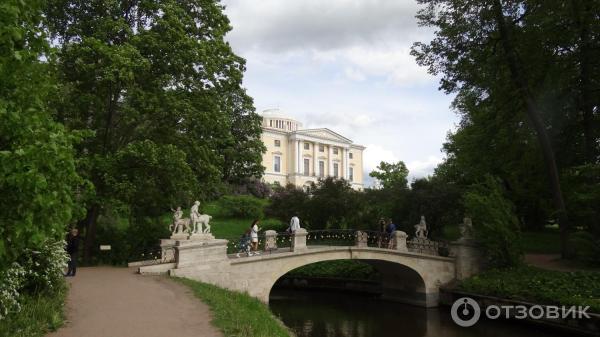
[319,144,324,152]
[349,152,353,159]
[319,161,324,177]
[274,139,281,147]
[304,158,310,175]
[304,142,310,150]
[333,163,339,177]
[274,156,281,172]
[333,147,339,155]
[349,167,354,182]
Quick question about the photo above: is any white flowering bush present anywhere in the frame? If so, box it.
[0,239,69,320]
[20,239,69,294]
[0,263,26,320]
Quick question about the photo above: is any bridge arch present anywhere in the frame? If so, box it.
[228,247,455,307]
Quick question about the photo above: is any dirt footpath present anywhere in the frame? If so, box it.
[48,267,222,337]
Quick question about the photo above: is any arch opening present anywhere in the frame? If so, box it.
[268,259,430,307]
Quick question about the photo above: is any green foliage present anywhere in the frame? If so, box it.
[266,184,310,223]
[464,175,523,268]
[459,266,600,313]
[106,140,197,217]
[175,278,291,337]
[521,229,562,254]
[0,0,83,271]
[304,178,366,229]
[44,0,265,261]
[217,195,266,219]
[287,260,379,281]
[0,280,67,337]
[369,161,409,189]
[567,231,600,266]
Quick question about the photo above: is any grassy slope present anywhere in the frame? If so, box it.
[0,283,67,337]
[175,278,291,337]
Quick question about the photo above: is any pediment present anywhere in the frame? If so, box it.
[295,128,352,144]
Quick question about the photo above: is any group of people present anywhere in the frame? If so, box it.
[236,215,302,258]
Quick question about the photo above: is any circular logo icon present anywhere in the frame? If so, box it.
[451,297,481,327]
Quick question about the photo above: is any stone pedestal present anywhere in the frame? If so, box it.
[170,233,188,240]
[450,238,482,280]
[393,231,408,252]
[355,230,368,248]
[188,233,215,241]
[264,230,278,251]
[174,238,228,269]
[291,228,308,252]
[160,239,176,262]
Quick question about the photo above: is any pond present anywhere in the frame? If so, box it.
[269,289,565,337]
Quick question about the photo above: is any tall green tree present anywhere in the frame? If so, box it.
[45,0,265,261]
[0,0,83,269]
[369,161,409,189]
[412,0,600,257]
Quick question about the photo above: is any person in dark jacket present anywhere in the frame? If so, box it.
[66,228,80,277]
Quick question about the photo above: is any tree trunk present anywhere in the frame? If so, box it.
[492,0,571,257]
[572,0,596,163]
[79,204,100,264]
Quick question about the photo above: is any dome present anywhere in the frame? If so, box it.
[261,108,302,131]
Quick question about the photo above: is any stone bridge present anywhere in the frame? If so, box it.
[136,229,481,307]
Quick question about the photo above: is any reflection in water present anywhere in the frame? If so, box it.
[269,289,565,337]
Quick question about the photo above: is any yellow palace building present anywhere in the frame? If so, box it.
[259,109,365,190]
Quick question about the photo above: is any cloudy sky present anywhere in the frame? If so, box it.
[221,0,458,186]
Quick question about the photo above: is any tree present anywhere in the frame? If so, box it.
[0,0,83,269]
[45,0,265,261]
[369,161,409,189]
[411,0,600,257]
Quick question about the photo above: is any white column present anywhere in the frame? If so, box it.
[341,148,346,179]
[295,140,301,174]
[328,145,333,177]
[345,148,350,179]
[313,142,317,176]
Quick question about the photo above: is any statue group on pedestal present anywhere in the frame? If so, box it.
[170,200,212,235]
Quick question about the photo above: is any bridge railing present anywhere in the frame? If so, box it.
[129,245,176,266]
[221,229,452,258]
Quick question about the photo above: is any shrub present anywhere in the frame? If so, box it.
[218,195,265,219]
[19,240,69,294]
[568,231,600,266]
[464,175,523,268]
[0,263,26,320]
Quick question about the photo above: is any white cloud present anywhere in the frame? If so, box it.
[407,155,444,181]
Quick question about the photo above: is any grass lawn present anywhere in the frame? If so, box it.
[458,266,600,313]
[175,277,291,337]
[0,283,67,337]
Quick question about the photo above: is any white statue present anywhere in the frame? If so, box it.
[170,206,191,234]
[414,215,428,239]
[190,201,202,233]
[289,215,301,233]
[197,214,212,233]
[459,217,474,239]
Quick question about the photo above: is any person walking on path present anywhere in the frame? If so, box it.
[250,219,261,255]
[65,228,80,277]
[288,215,301,233]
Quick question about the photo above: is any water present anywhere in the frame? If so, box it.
[269,289,567,337]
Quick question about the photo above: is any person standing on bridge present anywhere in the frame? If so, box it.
[250,219,261,255]
[386,219,397,249]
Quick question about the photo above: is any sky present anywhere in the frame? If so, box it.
[221,0,458,186]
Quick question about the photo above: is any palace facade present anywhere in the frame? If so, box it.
[260,109,365,190]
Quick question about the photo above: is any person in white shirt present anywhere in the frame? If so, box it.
[250,219,261,254]
[289,215,301,233]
